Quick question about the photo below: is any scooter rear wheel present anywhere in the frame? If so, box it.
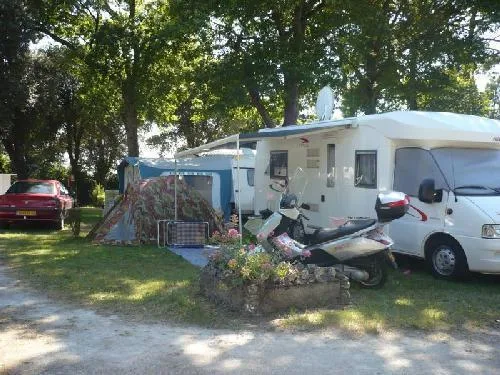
[357,261,387,288]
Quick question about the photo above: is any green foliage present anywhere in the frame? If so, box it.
[418,69,490,115]
[0,152,10,173]
[485,75,500,119]
[0,0,498,187]
[91,183,105,207]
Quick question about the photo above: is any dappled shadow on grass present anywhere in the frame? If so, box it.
[276,263,500,334]
[2,213,500,333]
[1,223,222,326]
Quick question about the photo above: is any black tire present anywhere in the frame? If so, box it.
[290,220,306,243]
[426,238,468,280]
[358,260,387,288]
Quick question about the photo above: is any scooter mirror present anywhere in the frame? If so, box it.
[300,203,310,210]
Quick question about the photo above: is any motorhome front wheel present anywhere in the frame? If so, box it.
[427,240,469,280]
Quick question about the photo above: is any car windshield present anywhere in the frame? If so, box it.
[6,181,56,195]
[431,148,500,196]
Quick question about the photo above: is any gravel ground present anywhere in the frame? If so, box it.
[1,261,499,375]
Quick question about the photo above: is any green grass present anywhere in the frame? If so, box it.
[1,208,499,333]
[0,208,220,325]
[277,264,500,334]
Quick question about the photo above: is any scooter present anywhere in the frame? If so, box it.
[254,168,409,288]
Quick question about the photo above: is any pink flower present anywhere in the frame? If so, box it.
[248,243,256,251]
[302,249,312,257]
[228,228,239,238]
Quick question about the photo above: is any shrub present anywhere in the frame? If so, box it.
[91,183,105,207]
[207,229,301,286]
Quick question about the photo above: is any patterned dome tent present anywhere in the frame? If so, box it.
[91,176,224,245]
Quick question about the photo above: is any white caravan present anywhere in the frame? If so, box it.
[253,111,500,278]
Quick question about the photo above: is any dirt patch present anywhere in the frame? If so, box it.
[1,261,500,374]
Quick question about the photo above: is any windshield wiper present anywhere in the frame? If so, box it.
[454,185,500,193]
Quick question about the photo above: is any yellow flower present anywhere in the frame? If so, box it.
[227,259,237,269]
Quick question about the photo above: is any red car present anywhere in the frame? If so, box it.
[0,179,73,229]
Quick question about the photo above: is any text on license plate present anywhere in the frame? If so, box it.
[16,210,37,216]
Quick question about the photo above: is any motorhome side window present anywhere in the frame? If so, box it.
[327,144,335,187]
[355,150,377,188]
[270,151,288,179]
[394,148,446,196]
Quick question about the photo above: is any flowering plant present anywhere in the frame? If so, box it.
[208,228,241,245]
[207,229,296,285]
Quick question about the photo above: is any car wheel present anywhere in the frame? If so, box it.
[427,239,468,280]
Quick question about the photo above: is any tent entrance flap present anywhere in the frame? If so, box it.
[174,134,243,244]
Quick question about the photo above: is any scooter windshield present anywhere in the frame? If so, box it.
[288,167,308,206]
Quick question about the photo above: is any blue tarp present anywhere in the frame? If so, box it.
[118,156,234,220]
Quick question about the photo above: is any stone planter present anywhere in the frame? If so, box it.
[200,263,350,315]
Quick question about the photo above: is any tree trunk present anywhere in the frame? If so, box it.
[363,39,380,115]
[406,52,418,110]
[121,0,140,157]
[281,1,306,126]
[122,97,140,157]
[2,137,29,179]
[94,142,109,186]
[247,86,275,128]
[2,117,30,179]
[283,75,299,126]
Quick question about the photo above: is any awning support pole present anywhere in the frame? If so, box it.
[236,135,242,245]
[174,158,178,221]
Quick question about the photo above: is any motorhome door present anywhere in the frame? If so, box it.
[389,148,448,256]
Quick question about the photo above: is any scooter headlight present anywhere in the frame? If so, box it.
[482,224,500,239]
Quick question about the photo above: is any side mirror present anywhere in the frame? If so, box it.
[418,179,436,203]
[300,203,310,210]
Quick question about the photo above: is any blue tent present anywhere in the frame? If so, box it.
[118,156,234,220]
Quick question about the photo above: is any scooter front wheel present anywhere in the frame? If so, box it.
[357,261,387,288]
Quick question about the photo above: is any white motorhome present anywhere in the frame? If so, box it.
[253,111,500,278]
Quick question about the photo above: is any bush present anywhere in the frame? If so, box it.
[91,183,105,207]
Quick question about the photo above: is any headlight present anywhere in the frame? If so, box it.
[482,224,500,239]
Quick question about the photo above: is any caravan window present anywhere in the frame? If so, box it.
[355,150,377,188]
[270,151,288,179]
[327,144,335,187]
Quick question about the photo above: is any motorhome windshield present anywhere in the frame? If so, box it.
[431,148,500,196]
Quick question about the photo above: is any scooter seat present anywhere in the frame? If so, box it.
[310,219,377,245]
